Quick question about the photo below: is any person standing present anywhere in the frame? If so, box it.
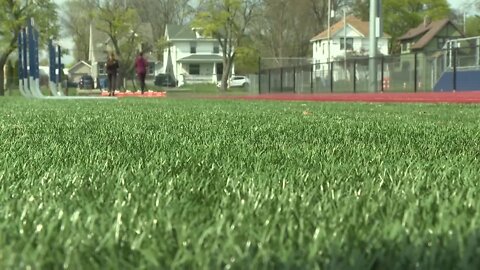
[135,51,148,94]
[105,52,119,96]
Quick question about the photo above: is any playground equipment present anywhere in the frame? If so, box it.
[18,18,116,99]
[48,39,64,96]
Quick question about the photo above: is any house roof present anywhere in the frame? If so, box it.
[310,15,390,42]
[177,54,223,63]
[166,24,197,39]
[397,19,462,50]
[166,24,217,41]
[68,60,91,74]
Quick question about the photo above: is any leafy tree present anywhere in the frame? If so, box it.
[235,42,260,74]
[192,0,259,91]
[0,0,59,96]
[352,0,451,53]
[457,1,480,36]
[465,15,480,37]
[93,0,143,87]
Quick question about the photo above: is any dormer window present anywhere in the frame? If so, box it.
[190,42,197,54]
[192,27,203,38]
[437,37,447,49]
[401,42,412,53]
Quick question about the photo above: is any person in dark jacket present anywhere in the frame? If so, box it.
[135,51,148,94]
[105,52,119,96]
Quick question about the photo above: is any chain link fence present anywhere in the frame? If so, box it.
[258,42,480,94]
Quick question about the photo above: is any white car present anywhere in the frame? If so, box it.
[217,76,250,88]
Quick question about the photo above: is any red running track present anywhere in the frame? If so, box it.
[220,91,480,103]
[96,90,480,103]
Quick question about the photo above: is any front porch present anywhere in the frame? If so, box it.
[177,54,229,86]
[182,74,217,84]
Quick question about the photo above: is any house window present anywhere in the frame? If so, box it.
[213,44,219,53]
[340,38,353,50]
[322,42,325,54]
[98,62,106,74]
[437,37,447,49]
[190,42,197,54]
[401,42,411,53]
[189,64,200,75]
[148,63,155,75]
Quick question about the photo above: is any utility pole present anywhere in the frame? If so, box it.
[344,10,347,74]
[327,0,331,64]
[368,0,378,92]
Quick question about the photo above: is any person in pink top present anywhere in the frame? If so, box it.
[135,52,148,94]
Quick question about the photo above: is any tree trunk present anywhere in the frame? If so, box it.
[219,60,226,91]
[220,58,233,91]
[0,35,19,96]
[0,56,8,96]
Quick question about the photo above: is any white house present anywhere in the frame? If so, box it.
[67,61,91,83]
[163,24,232,86]
[310,15,390,79]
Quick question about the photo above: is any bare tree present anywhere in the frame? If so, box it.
[250,0,318,60]
[130,0,195,58]
[61,0,98,61]
[310,0,347,30]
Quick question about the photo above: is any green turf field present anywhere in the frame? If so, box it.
[1,97,479,269]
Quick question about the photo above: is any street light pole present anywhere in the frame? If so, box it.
[327,0,331,64]
[368,0,378,92]
[344,9,346,72]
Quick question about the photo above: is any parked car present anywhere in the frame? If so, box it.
[65,80,78,88]
[154,73,176,87]
[217,75,250,88]
[78,75,94,89]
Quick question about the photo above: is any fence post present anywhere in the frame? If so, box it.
[293,67,296,93]
[22,28,28,91]
[353,60,356,93]
[330,62,334,93]
[476,39,480,68]
[310,64,314,93]
[414,52,417,93]
[268,69,271,93]
[453,47,457,91]
[280,67,283,92]
[380,56,384,92]
[258,57,261,94]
